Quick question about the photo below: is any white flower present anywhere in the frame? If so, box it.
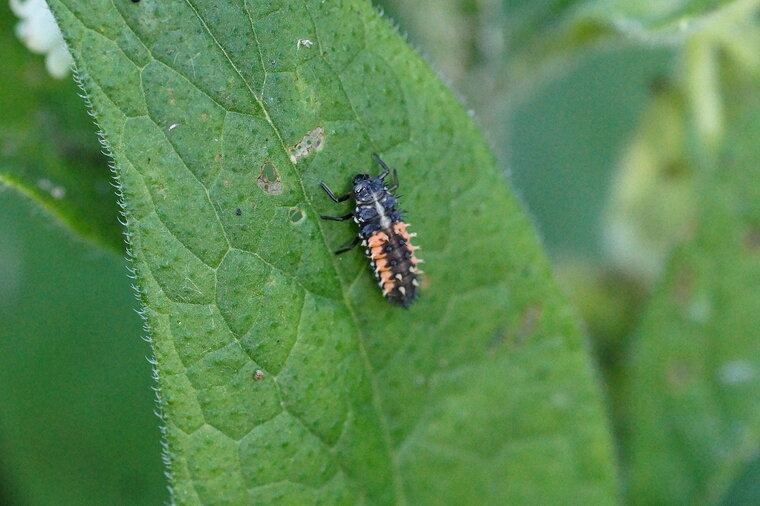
[10,0,74,78]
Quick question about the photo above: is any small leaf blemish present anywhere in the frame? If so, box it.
[744,227,760,252]
[288,126,324,163]
[257,162,283,195]
[515,303,542,344]
[288,207,306,225]
[667,360,695,393]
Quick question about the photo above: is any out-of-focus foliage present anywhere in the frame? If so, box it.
[0,2,121,250]
[621,61,760,506]
[0,190,166,505]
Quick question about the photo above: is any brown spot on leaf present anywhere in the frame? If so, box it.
[257,162,283,195]
[666,360,694,393]
[419,273,431,291]
[661,160,690,179]
[515,303,542,344]
[253,370,265,381]
[489,303,542,350]
[744,227,760,252]
[288,126,324,163]
[672,267,694,308]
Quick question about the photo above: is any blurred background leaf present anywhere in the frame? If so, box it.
[0,188,166,505]
[0,2,122,251]
[621,59,760,506]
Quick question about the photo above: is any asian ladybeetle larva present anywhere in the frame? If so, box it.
[320,154,423,307]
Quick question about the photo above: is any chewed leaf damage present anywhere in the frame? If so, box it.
[257,161,283,195]
[289,126,324,163]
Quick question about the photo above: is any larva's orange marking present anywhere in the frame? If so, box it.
[373,257,389,272]
[367,232,389,248]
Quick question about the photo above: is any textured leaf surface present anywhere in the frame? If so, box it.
[49,0,618,503]
[623,69,760,505]
[0,5,121,250]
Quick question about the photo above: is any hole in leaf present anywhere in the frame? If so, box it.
[257,162,283,195]
[288,126,324,163]
[288,207,306,225]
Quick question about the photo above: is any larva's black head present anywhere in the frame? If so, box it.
[352,173,370,185]
[351,174,385,204]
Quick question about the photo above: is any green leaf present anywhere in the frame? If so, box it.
[622,67,760,505]
[0,4,122,251]
[49,0,619,503]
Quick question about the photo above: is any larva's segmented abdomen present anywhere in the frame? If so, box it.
[365,222,421,308]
